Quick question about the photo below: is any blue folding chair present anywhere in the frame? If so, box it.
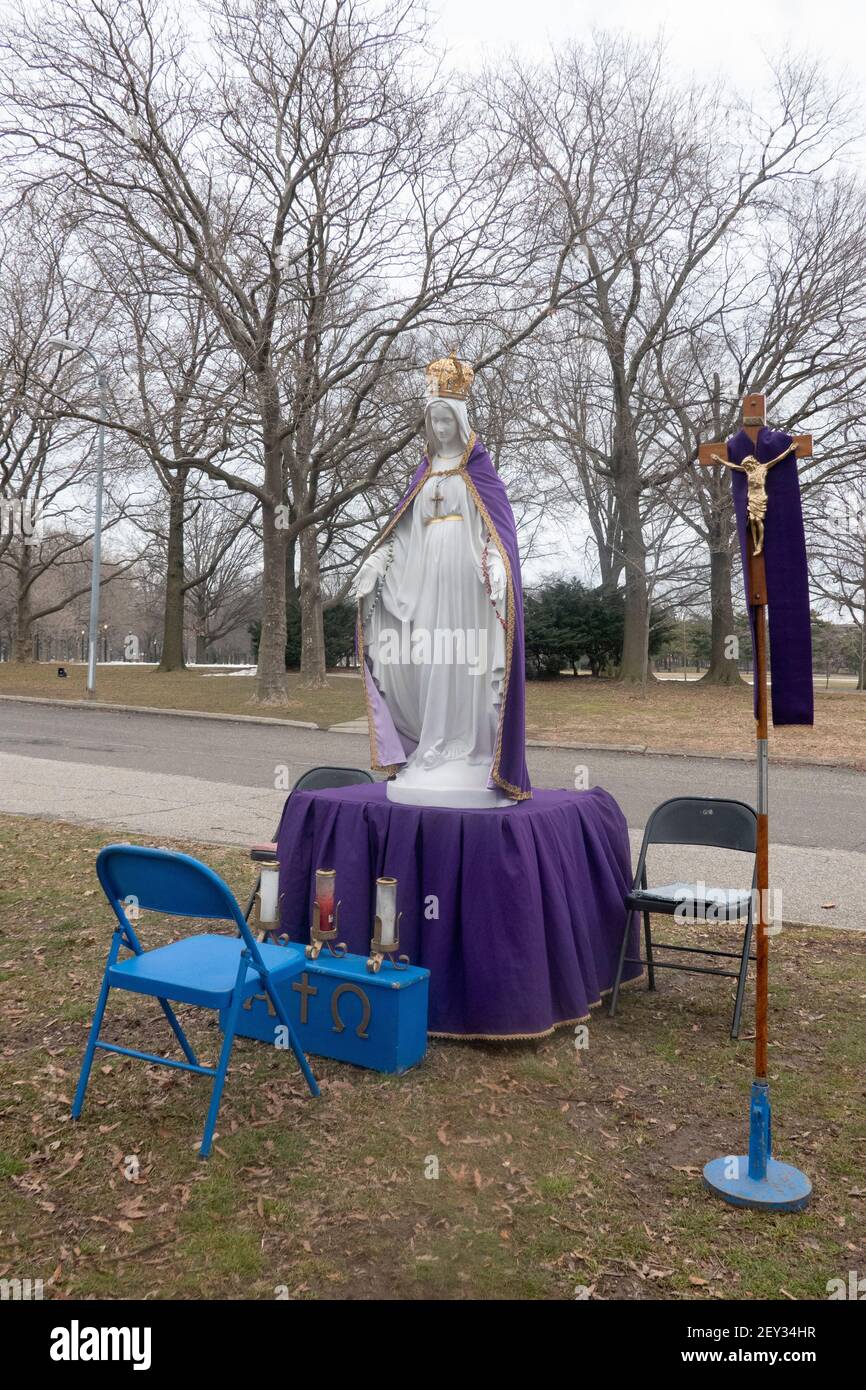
[72,845,319,1158]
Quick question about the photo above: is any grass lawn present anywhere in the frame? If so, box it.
[1,662,864,768]
[0,662,364,731]
[1,814,864,1301]
[525,679,866,769]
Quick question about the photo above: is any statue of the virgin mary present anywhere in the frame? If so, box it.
[352,354,531,808]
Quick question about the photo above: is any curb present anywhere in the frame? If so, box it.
[527,739,648,754]
[0,693,859,772]
[527,738,859,771]
[0,693,319,731]
[642,745,753,763]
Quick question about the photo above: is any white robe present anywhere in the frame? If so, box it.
[362,460,506,774]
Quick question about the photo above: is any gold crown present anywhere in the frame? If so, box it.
[425,351,474,401]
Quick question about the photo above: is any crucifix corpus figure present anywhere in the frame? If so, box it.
[708,442,797,555]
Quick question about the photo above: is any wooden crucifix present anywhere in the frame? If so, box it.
[698,393,812,575]
[696,391,813,1210]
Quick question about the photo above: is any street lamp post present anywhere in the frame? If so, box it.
[45,339,107,698]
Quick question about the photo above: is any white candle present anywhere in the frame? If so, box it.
[376,877,398,947]
[258,863,280,925]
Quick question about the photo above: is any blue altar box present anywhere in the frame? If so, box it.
[223,948,430,1074]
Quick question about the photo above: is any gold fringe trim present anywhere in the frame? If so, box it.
[356,607,400,776]
[428,974,646,1042]
[430,1016,590,1042]
[462,471,531,801]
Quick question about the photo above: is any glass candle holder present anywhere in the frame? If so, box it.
[257,862,280,926]
[367,876,407,972]
[315,868,337,934]
[306,868,345,959]
[375,877,397,947]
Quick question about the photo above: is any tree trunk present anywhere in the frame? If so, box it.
[158,470,187,672]
[700,543,745,686]
[298,523,327,688]
[285,528,298,605]
[195,631,208,664]
[256,496,289,702]
[254,390,289,703]
[617,474,651,683]
[14,546,33,662]
[594,516,623,597]
[609,398,652,684]
[640,595,653,691]
[285,529,300,667]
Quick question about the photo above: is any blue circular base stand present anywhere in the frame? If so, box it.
[703,1156,812,1212]
[703,1079,811,1213]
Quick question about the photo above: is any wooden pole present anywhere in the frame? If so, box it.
[743,456,770,1083]
[695,394,813,1083]
[697,394,813,1208]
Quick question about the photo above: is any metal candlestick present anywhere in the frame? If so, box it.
[367,876,408,973]
[306,868,347,960]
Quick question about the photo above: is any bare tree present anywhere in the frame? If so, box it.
[91,240,250,671]
[2,0,569,697]
[494,33,853,680]
[181,492,259,662]
[653,170,866,682]
[0,191,85,570]
[811,477,866,689]
[0,189,142,657]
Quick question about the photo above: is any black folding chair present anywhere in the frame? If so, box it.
[291,766,375,795]
[609,796,758,1039]
[244,766,375,927]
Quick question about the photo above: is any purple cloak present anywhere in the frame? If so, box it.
[728,427,813,726]
[357,434,532,799]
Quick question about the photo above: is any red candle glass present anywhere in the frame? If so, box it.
[314,868,337,936]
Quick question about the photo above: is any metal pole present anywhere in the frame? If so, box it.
[751,578,770,1083]
[741,421,770,1091]
[86,373,106,697]
[699,393,811,1210]
[742,427,773,1184]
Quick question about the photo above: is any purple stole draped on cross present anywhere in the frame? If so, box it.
[728,427,813,726]
[358,436,532,799]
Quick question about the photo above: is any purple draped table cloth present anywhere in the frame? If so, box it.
[274,783,642,1040]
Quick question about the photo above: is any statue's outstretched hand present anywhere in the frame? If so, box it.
[487,553,507,606]
[350,561,378,599]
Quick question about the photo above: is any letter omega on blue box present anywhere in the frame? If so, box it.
[221,946,430,1074]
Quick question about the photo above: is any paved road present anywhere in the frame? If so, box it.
[0,698,862,927]
[0,698,861,849]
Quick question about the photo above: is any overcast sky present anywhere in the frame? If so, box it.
[438,0,863,94]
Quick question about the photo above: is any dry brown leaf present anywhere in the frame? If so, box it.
[55,1150,84,1179]
[118,1195,147,1221]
